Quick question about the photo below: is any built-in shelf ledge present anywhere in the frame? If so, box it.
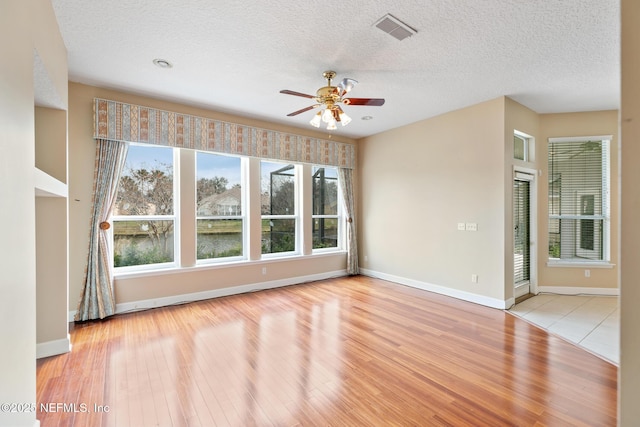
[34,167,67,198]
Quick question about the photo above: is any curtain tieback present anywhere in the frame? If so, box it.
[99,221,111,230]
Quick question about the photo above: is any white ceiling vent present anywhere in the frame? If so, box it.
[374,14,417,41]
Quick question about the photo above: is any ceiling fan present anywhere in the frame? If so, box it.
[280,70,385,130]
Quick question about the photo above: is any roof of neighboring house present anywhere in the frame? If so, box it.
[198,187,242,215]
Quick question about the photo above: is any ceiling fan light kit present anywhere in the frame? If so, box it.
[280,70,385,130]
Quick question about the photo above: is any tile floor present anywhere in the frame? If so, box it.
[509,294,619,365]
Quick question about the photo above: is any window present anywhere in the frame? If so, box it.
[261,161,298,254]
[312,167,341,250]
[548,137,610,262]
[514,130,533,162]
[113,144,176,268]
[196,152,244,261]
[111,146,343,272]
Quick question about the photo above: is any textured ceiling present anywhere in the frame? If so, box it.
[34,51,65,110]
[50,0,619,139]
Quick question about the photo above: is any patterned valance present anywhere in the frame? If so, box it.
[94,98,356,169]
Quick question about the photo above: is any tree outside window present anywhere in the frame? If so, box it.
[312,167,340,250]
[113,144,176,268]
[261,161,297,254]
[196,152,244,261]
[111,149,343,271]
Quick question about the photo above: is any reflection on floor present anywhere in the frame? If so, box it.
[509,294,619,365]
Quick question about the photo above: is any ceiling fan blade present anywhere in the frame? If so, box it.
[342,98,384,107]
[343,98,385,106]
[280,89,316,99]
[286,104,320,117]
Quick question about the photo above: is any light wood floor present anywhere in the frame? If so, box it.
[36,276,617,426]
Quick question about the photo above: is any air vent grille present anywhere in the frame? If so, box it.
[374,14,417,41]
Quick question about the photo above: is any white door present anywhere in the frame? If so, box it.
[514,173,534,298]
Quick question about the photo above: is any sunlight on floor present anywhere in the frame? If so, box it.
[509,294,619,365]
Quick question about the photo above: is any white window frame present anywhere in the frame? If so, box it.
[514,130,535,162]
[195,153,247,264]
[260,161,300,257]
[311,166,344,253]
[547,135,611,267]
[112,147,347,274]
[575,189,601,260]
[112,145,179,273]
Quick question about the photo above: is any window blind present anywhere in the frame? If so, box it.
[514,179,530,283]
[548,138,609,261]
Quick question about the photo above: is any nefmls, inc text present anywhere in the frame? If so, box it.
[40,402,110,413]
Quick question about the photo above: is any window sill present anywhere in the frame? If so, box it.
[546,260,615,269]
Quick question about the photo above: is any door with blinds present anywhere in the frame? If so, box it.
[514,173,534,298]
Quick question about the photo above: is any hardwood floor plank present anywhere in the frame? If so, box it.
[36,276,617,426]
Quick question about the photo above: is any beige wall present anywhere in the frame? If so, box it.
[36,196,69,344]
[0,3,36,424]
[115,255,347,304]
[358,97,509,305]
[359,97,617,307]
[35,107,69,351]
[68,82,353,310]
[619,0,640,424]
[35,107,67,182]
[504,98,540,299]
[0,0,67,425]
[538,111,619,290]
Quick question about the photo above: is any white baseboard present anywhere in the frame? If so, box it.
[536,286,619,296]
[360,268,512,309]
[69,270,347,320]
[504,296,516,310]
[36,334,72,359]
[115,269,347,314]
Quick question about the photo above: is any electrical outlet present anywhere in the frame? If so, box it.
[457,223,466,231]
[262,267,267,275]
[471,274,478,283]
[466,223,477,231]
[585,269,590,278]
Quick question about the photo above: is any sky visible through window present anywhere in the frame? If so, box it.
[125,144,172,171]
[261,161,295,193]
[197,152,241,186]
[125,144,241,186]
[125,146,337,190]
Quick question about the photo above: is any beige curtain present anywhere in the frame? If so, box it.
[75,139,128,321]
[338,168,359,275]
